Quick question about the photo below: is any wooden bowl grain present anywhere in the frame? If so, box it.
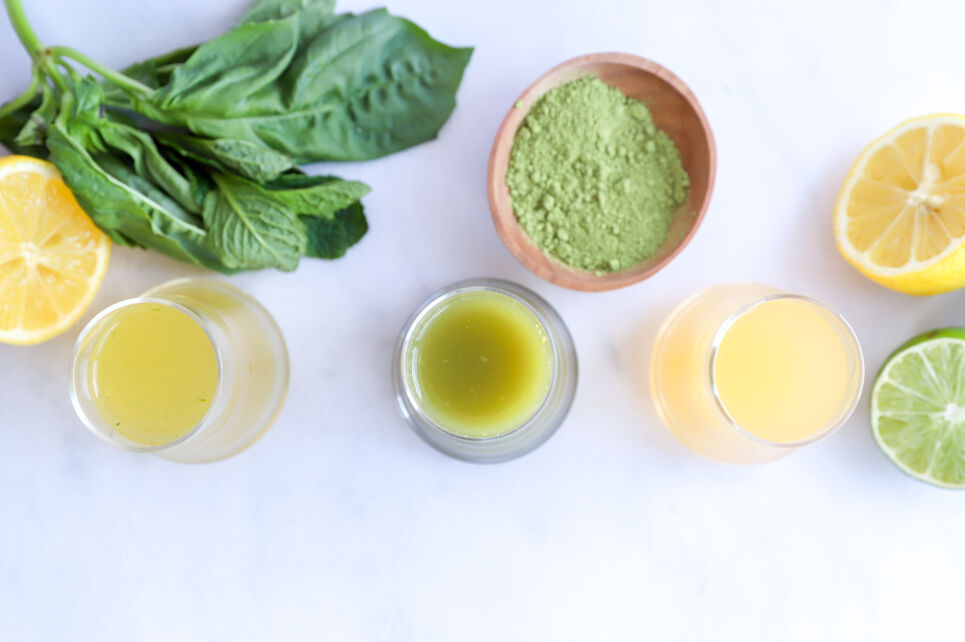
[487,53,716,292]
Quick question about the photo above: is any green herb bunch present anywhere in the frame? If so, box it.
[0,0,472,272]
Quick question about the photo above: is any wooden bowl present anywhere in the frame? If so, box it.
[488,53,716,291]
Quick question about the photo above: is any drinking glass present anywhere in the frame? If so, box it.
[71,278,289,463]
[650,283,864,463]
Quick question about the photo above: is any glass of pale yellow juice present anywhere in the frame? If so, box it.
[650,284,864,464]
[70,278,289,463]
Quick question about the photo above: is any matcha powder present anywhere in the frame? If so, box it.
[506,76,690,274]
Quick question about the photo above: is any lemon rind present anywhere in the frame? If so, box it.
[835,113,965,278]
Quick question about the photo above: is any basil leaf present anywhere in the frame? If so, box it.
[0,95,41,155]
[46,124,228,271]
[58,78,207,215]
[264,9,472,161]
[103,45,200,106]
[118,0,339,103]
[13,84,57,149]
[156,131,295,183]
[165,150,215,211]
[237,0,334,25]
[265,173,370,217]
[301,200,367,259]
[203,173,306,271]
[101,45,198,110]
[126,46,200,84]
[152,17,301,116]
[96,154,205,239]
[99,124,207,214]
[137,9,472,162]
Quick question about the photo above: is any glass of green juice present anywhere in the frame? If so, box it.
[70,278,289,463]
[394,278,578,462]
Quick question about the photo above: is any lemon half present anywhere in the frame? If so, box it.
[835,114,965,296]
[0,156,110,345]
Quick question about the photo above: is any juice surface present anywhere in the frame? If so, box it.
[410,290,553,438]
[91,303,219,446]
[713,298,850,443]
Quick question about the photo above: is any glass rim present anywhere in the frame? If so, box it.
[69,296,226,453]
[397,278,559,443]
[706,292,865,449]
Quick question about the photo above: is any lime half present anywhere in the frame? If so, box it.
[872,329,965,489]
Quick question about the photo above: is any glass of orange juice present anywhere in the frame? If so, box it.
[650,283,864,463]
[70,278,289,463]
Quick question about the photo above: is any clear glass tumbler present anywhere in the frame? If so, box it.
[70,278,289,463]
[650,283,864,464]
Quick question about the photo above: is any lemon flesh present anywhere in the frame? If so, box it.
[835,114,965,296]
[0,156,110,345]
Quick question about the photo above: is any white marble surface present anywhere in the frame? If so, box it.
[3,0,965,638]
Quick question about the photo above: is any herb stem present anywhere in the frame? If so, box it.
[51,46,154,97]
[4,0,44,59]
[0,67,40,120]
[4,0,69,93]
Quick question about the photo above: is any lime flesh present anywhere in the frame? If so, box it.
[872,329,965,488]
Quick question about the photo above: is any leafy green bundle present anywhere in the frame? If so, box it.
[0,0,472,272]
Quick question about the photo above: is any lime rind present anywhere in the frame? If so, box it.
[872,335,965,489]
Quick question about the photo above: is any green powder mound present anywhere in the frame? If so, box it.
[506,76,691,274]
